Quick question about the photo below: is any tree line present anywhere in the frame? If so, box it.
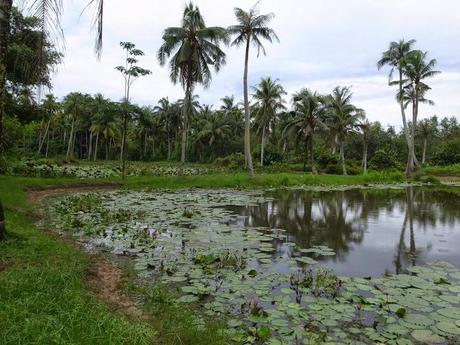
[0,2,455,177]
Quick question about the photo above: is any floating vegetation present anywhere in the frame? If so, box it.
[48,189,460,344]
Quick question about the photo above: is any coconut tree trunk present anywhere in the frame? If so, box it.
[422,137,427,164]
[243,39,254,177]
[88,131,93,160]
[93,132,99,161]
[362,142,368,174]
[309,135,317,175]
[121,113,128,179]
[340,140,347,175]
[167,135,171,160]
[45,128,50,158]
[143,132,147,160]
[105,136,109,160]
[260,126,265,167]
[66,117,75,160]
[181,83,191,165]
[0,199,5,240]
[38,119,51,154]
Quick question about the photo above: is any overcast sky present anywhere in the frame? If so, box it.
[51,0,460,127]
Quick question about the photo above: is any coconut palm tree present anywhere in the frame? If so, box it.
[283,89,327,174]
[252,77,285,166]
[193,112,231,161]
[158,2,228,164]
[38,94,59,155]
[228,5,279,177]
[358,120,371,173]
[400,50,440,172]
[377,39,417,174]
[63,92,88,160]
[220,95,243,137]
[325,86,365,175]
[417,118,437,164]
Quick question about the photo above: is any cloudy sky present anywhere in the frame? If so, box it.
[51,0,460,127]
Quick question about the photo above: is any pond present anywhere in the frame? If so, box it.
[230,187,460,277]
[48,186,460,344]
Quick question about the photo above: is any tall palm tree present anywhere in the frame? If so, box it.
[401,50,440,173]
[283,89,327,174]
[90,96,117,161]
[38,94,59,155]
[228,5,279,177]
[377,39,417,174]
[252,77,286,166]
[193,112,231,161]
[358,120,371,173]
[220,95,243,136]
[158,2,228,164]
[154,97,177,160]
[325,86,365,175]
[63,92,87,160]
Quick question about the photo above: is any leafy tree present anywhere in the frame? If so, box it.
[252,77,286,166]
[115,41,151,179]
[228,4,279,177]
[158,2,227,164]
[325,86,365,175]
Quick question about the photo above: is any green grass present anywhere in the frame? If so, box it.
[424,164,460,176]
[0,176,231,345]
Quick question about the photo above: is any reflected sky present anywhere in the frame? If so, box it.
[230,187,460,277]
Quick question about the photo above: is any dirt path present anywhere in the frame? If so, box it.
[26,184,148,322]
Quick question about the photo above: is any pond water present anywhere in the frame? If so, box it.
[230,187,460,277]
[48,186,460,344]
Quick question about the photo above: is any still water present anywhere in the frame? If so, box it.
[231,187,460,277]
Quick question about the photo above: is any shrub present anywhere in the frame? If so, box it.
[315,149,339,168]
[214,153,245,170]
[433,139,460,166]
[369,148,400,170]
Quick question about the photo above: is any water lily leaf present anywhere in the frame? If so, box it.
[436,321,460,336]
[411,330,444,344]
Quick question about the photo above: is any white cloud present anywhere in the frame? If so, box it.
[51,0,460,126]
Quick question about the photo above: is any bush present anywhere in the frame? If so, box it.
[214,153,245,170]
[315,149,339,168]
[433,139,460,166]
[369,148,400,170]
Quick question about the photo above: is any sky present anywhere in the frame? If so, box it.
[50,0,460,127]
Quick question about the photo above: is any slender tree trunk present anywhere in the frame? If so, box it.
[88,131,93,160]
[309,136,317,175]
[93,132,99,161]
[362,142,368,174]
[260,126,265,167]
[243,39,254,177]
[0,0,12,157]
[0,199,5,240]
[121,113,128,179]
[143,132,147,160]
[105,137,109,160]
[340,140,347,175]
[181,83,191,165]
[167,135,171,160]
[38,119,50,154]
[66,118,75,160]
[45,128,50,158]
[422,137,427,164]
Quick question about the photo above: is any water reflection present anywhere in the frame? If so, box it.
[233,187,460,277]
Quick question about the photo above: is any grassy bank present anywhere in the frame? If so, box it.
[424,164,460,176]
[0,176,230,345]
